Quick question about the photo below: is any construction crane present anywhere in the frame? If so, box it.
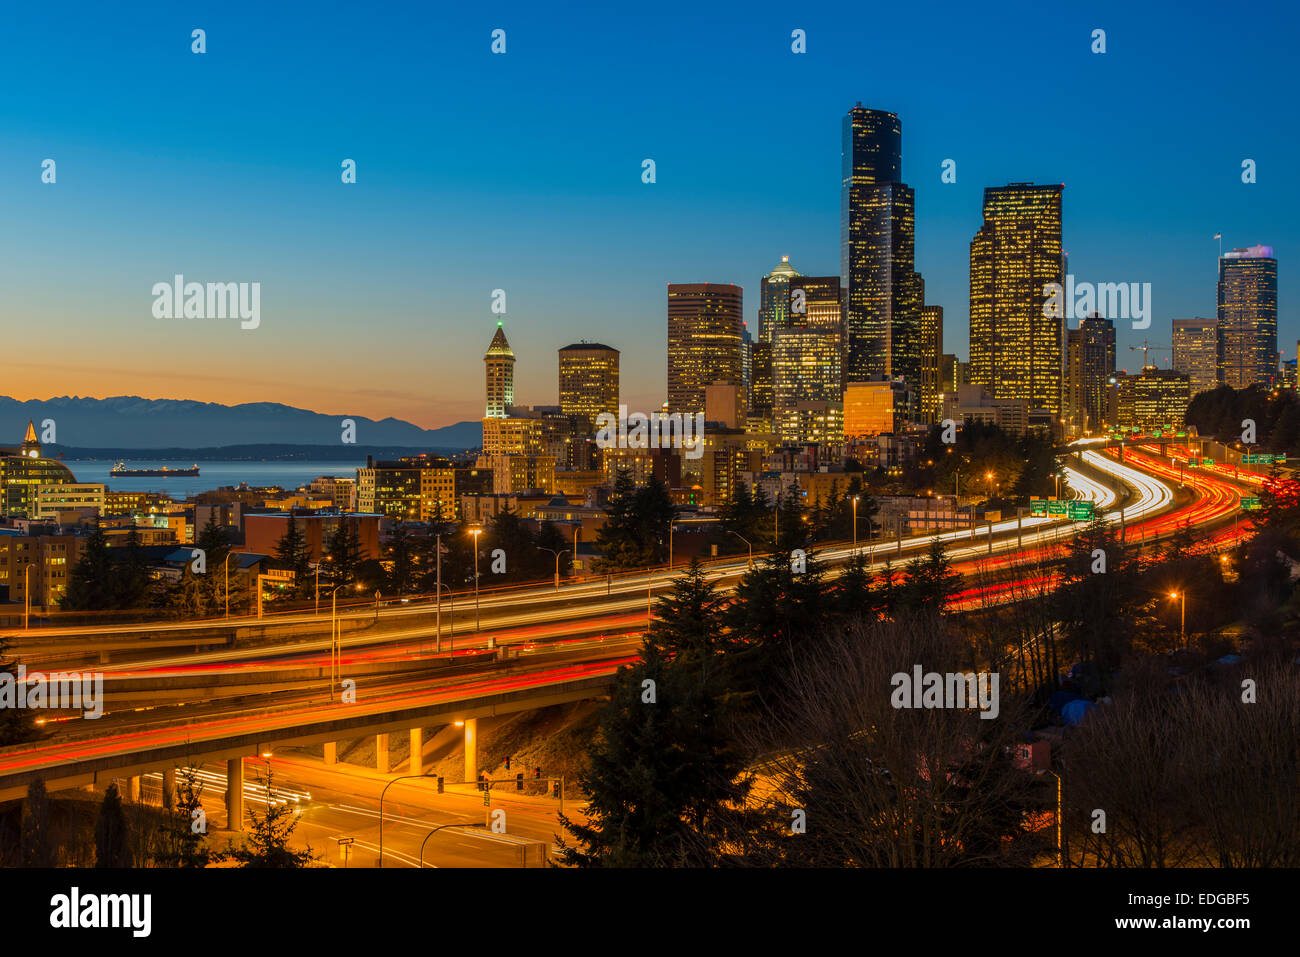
[1129,339,1172,368]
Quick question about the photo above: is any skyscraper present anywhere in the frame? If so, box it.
[667,283,744,414]
[484,323,515,418]
[1172,318,1219,396]
[840,104,922,392]
[758,256,801,344]
[1065,314,1116,434]
[919,304,943,423]
[969,183,1066,416]
[773,319,842,445]
[558,341,619,432]
[1217,245,1278,389]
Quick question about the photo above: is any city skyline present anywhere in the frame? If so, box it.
[1,2,1294,430]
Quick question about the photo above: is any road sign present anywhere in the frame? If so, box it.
[1030,501,1048,517]
[1067,501,1095,520]
[1201,458,1214,466]
[1242,497,1261,511]
[1047,500,1068,516]
[1275,454,1288,464]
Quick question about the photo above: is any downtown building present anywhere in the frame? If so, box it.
[772,276,843,448]
[1172,318,1220,397]
[666,283,744,415]
[1115,367,1192,432]
[840,104,923,395]
[0,421,77,519]
[558,341,619,469]
[1065,313,1116,435]
[918,304,944,424]
[479,325,556,494]
[969,183,1066,420]
[1217,245,1278,389]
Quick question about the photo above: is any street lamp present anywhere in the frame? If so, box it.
[23,563,32,630]
[329,583,349,691]
[1036,768,1064,867]
[1169,590,1186,648]
[851,495,860,555]
[536,546,569,590]
[420,821,487,868]
[728,530,753,568]
[469,528,483,634]
[224,553,236,619]
[378,771,438,868]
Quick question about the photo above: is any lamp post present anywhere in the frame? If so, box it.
[378,771,437,868]
[667,520,675,572]
[1169,590,1186,648]
[225,553,236,619]
[851,495,859,555]
[329,583,348,692]
[537,546,568,590]
[24,563,32,630]
[1036,768,1064,867]
[419,821,487,868]
[469,528,483,634]
[728,530,753,568]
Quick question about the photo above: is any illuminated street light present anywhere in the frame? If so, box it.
[469,527,483,638]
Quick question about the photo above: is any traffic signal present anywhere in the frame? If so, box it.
[515,773,523,791]
[504,756,510,771]
[551,779,560,798]
[534,766,542,779]
[436,776,444,794]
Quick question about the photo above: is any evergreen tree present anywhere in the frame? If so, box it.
[557,645,752,867]
[594,470,650,571]
[117,526,154,609]
[0,634,38,746]
[155,765,210,868]
[645,559,733,661]
[229,764,316,867]
[95,782,133,867]
[20,778,55,867]
[898,539,962,613]
[385,523,415,594]
[60,526,115,611]
[326,519,363,586]
[272,516,311,598]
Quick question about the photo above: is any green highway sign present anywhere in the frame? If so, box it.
[1068,501,1095,520]
[1202,458,1214,466]
[1242,497,1261,510]
[1242,454,1267,464]
[1047,500,1068,515]
[1276,454,1288,464]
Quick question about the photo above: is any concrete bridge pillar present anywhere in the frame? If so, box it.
[323,741,337,766]
[376,733,390,774]
[226,758,244,828]
[161,768,176,809]
[409,728,423,775]
[463,718,478,784]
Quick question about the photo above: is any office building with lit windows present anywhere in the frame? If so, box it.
[969,183,1065,416]
[773,320,842,446]
[841,104,923,392]
[1117,367,1191,432]
[667,283,744,415]
[1217,245,1278,389]
[558,342,619,433]
[1172,318,1220,397]
[758,256,801,344]
[0,421,78,519]
[918,305,943,423]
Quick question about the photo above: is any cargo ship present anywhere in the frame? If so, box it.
[109,462,200,477]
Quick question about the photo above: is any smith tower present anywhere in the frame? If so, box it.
[840,104,922,393]
[484,322,515,418]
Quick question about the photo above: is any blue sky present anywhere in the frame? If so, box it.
[0,0,1293,429]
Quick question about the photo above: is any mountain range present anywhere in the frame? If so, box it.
[0,396,481,451]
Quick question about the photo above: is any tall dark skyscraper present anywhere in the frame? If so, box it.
[969,183,1065,416]
[919,304,943,424]
[1066,313,1116,434]
[840,104,922,393]
[1217,245,1278,389]
[667,282,744,414]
